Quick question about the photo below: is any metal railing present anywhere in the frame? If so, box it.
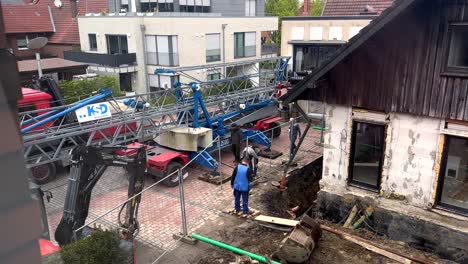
[261,44,278,55]
[42,111,324,263]
[64,51,137,67]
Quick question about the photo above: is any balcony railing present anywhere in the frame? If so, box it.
[261,44,278,55]
[64,50,137,67]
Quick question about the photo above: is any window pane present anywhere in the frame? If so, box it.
[145,36,157,65]
[107,35,119,54]
[448,26,468,68]
[234,33,245,58]
[350,122,385,189]
[206,33,220,49]
[171,36,178,53]
[329,26,343,40]
[245,32,256,57]
[349,26,363,38]
[250,0,256,16]
[208,72,220,81]
[157,36,169,65]
[17,36,27,49]
[291,27,304,40]
[149,74,159,87]
[89,34,97,51]
[119,35,128,53]
[245,32,255,46]
[206,34,220,62]
[159,75,172,89]
[170,36,178,66]
[439,136,468,212]
[310,27,323,41]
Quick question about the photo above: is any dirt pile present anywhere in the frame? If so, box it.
[259,157,322,217]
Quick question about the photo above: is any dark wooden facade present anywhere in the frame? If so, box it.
[304,0,468,121]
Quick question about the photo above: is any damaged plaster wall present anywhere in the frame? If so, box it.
[381,113,442,207]
[321,104,352,192]
[321,104,443,208]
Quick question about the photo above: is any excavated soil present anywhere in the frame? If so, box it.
[257,157,322,218]
[157,157,443,264]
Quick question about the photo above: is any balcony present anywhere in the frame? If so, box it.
[64,51,137,68]
[261,44,278,55]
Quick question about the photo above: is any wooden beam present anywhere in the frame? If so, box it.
[343,205,358,228]
[253,215,435,264]
[254,215,298,227]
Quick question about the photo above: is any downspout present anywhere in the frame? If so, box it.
[222,24,227,77]
[130,0,137,13]
[140,24,149,93]
[48,6,56,32]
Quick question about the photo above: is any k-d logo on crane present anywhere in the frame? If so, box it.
[75,102,112,123]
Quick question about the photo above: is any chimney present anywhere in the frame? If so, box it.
[71,0,78,18]
[302,0,310,16]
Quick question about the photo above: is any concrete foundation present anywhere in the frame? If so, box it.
[155,127,212,151]
[316,189,468,263]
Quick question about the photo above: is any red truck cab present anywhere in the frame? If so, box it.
[18,87,55,131]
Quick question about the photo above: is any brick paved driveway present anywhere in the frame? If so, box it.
[43,124,322,254]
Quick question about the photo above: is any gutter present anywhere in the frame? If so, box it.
[48,5,56,32]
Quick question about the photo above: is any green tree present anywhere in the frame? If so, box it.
[265,0,300,54]
[309,0,325,16]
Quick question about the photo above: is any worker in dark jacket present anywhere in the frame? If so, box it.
[230,123,242,163]
[289,118,302,157]
[231,158,253,214]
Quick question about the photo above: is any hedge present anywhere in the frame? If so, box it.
[59,76,123,104]
[60,230,129,264]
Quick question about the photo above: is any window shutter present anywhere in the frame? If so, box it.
[245,32,256,46]
[206,34,220,50]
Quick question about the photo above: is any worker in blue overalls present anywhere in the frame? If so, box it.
[231,158,253,215]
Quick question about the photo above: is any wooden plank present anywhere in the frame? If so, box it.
[449,78,461,120]
[462,79,468,121]
[320,225,413,264]
[422,0,442,116]
[442,78,454,118]
[343,205,358,228]
[254,215,298,227]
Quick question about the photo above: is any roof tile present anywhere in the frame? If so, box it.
[2,4,54,33]
[323,0,394,16]
[1,0,108,44]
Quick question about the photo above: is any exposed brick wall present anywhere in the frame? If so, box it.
[6,35,74,60]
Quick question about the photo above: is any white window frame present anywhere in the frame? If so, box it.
[291,27,304,40]
[329,26,343,41]
[245,0,256,16]
[309,27,323,41]
[349,26,363,39]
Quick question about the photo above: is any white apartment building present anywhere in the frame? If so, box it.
[281,16,375,73]
[66,14,278,94]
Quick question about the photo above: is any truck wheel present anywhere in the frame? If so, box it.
[162,162,183,187]
[272,122,282,138]
[264,122,282,139]
[31,163,57,184]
